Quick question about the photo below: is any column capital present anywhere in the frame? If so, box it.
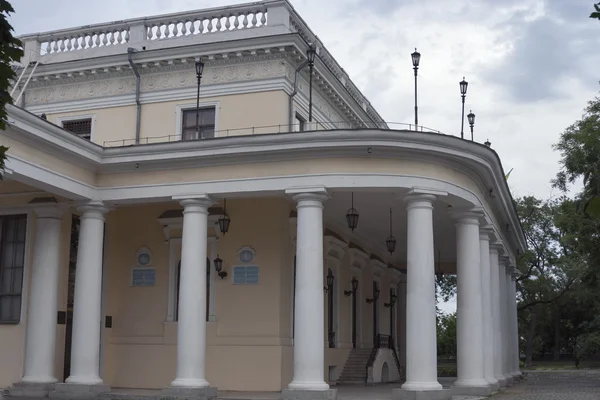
[403,193,436,209]
[479,225,495,241]
[33,203,68,219]
[178,196,214,212]
[76,201,110,220]
[285,187,329,204]
[450,207,483,225]
[490,241,506,253]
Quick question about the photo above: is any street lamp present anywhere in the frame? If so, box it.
[467,110,475,141]
[195,59,205,140]
[459,77,468,139]
[411,48,421,128]
[306,44,317,123]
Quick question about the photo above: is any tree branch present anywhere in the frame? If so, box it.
[518,278,576,311]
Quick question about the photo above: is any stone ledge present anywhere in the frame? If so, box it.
[281,389,337,400]
[451,385,492,397]
[160,386,217,400]
[9,382,56,398]
[49,383,110,400]
[392,389,452,400]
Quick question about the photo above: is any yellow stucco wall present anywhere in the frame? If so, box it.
[46,90,289,147]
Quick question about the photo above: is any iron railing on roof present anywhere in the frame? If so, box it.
[102,120,445,147]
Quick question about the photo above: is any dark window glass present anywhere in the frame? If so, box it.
[0,215,27,323]
[182,108,216,140]
[62,118,92,140]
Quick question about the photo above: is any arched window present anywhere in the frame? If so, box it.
[176,257,211,321]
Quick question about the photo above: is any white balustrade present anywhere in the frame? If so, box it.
[41,28,130,54]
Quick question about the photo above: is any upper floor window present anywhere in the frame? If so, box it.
[0,215,27,323]
[61,118,92,140]
[294,113,306,132]
[182,108,215,140]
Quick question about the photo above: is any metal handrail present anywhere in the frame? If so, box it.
[102,120,446,147]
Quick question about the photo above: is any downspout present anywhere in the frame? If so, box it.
[127,48,141,144]
[289,60,309,132]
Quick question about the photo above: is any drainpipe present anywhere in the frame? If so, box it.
[289,60,309,132]
[127,48,141,144]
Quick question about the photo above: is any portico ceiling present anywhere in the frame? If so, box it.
[324,190,468,273]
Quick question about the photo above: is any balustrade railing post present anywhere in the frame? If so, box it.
[128,21,148,44]
[266,3,290,29]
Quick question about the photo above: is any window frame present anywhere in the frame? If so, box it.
[56,114,96,142]
[175,102,220,141]
[0,212,31,325]
[294,112,306,132]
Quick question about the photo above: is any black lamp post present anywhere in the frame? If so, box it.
[411,48,421,128]
[346,192,359,232]
[195,60,205,140]
[218,198,231,235]
[344,276,359,297]
[306,44,317,123]
[214,255,227,279]
[459,77,468,139]
[384,293,397,308]
[324,269,334,292]
[467,110,475,141]
[366,286,380,304]
[386,208,396,255]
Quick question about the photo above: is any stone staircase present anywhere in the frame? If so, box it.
[337,348,373,385]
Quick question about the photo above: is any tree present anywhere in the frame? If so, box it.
[0,0,23,178]
[592,2,600,20]
[437,312,457,359]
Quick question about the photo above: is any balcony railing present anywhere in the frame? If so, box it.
[101,121,446,147]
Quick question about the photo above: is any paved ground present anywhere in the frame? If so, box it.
[491,370,600,400]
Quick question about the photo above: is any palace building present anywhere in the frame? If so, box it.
[1,1,522,399]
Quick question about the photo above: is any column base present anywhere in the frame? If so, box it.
[451,385,492,397]
[281,389,337,400]
[392,388,451,400]
[161,386,217,400]
[496,377,508,388]
[10,382,56,397]
[49,383,110,400]
[487,381,500,393]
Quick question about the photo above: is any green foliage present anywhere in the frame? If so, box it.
[437,364,457,377]
[0,0,22,178]
[436,312,457,359]
[591,2,600,20]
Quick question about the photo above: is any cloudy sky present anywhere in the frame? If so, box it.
[9,1,599,312]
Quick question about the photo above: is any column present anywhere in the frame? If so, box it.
[401,194,442,391]
[66,202,109,386]
[498,257,512,383]
[479,229,499,390]
[489,244,507,386]
[453,212,489,393]
[21,206,64,384]
[287,191,330,392]
[509,274,522,378]
[171,197,213,387]
[505,266,516,379]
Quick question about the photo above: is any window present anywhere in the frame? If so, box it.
[181,108,215,140]
[0,215,27,323]
[294,113,306,132]
[62,118,92,140]
[233,266,259,285]
[131,268,156,287]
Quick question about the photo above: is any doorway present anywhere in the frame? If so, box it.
[63,216,80,380]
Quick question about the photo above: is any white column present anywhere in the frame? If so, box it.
[489,244,506,386]
[288,191,329,391]
[171,197,213,387]
[66,202,109,385]
[509,274,522,378]
[479,229,498,389]
[401,194,442,391]
[498,257,512,382]
[21,206,64,384]
[453,213,488,390]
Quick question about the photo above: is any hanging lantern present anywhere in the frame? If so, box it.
[346,192,359,231]
[218,198,231,235]
[386,208,396,255]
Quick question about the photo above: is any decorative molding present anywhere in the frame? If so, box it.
[370,256,387,277]
[347,246,369,271]
[324,232,347,264]
[388,268,404,285]
[157,213,221,241]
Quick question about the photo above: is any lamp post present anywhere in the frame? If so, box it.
[306,44,317,123]
[411,48,421,129]
[195,59,205,140]
[467,110,475,141]
[459,77,468,139]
